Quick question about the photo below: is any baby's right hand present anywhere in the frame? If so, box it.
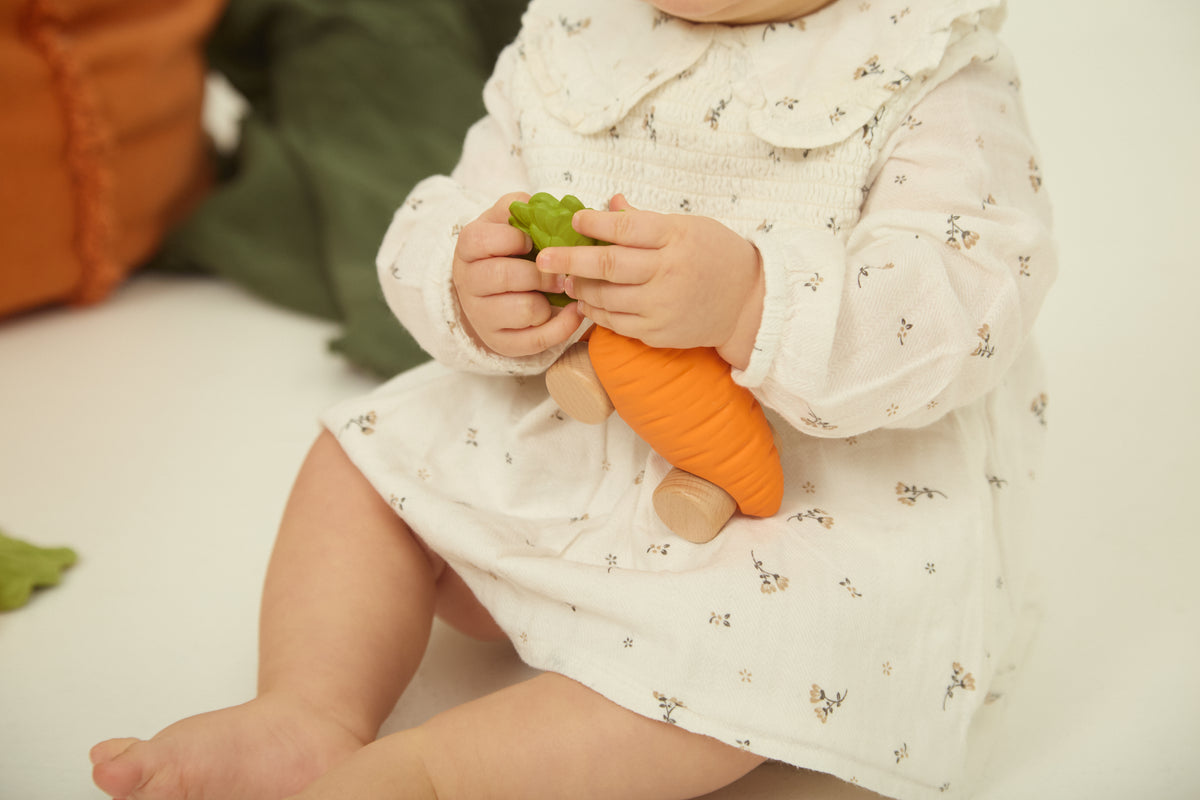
[452,193,585,358]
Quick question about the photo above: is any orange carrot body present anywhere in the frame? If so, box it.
[587,327,784,518]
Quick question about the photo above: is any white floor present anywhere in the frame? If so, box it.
[2,2,1198,798]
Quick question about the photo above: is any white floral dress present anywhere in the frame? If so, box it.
[322,0,1056,797]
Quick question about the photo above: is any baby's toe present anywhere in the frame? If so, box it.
[91,738,153,798]
[90,737,140,765]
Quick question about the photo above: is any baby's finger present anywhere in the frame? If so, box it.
[493,304,585,357]
[535,244,654,286]
[564,275,647,316]
[571,206,668,249]
[456,223,532,264]
[485,191,533,223]
[462,257,558,298]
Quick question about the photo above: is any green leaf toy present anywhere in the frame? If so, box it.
[0,528,77,611]
[508,192,608,307]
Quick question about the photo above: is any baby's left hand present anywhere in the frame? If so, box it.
[535,195,763,367]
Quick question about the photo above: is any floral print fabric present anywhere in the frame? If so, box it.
[323,1,1055,797]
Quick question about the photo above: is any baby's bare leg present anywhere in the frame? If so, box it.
[91,430,443,800]
[293,672,766,800]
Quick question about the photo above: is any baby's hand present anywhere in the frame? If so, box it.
[452,193,585,357]
[535,195,764,368]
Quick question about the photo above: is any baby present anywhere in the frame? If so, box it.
[92,0,1055,798]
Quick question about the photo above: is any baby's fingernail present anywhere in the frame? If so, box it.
[550,274,565,293]
[563,276,575,297]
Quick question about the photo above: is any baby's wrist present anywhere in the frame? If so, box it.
[716,254,765,371]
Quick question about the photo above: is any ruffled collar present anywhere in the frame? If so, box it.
[517,0,1006,148]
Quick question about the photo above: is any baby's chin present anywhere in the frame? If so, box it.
[642,0,835,26]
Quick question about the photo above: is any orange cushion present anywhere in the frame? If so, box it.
[0,0,225,316]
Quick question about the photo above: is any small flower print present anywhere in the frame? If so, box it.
[762,19,803,39]
[895,743,910,763]
[756,220,775,234]
[897,482,947,505]
[788,508,834,529]
[569,513,590,524]
[416,468,430,481]
[505,452,513,465]
[802,481,817,494]
[839,577,862,598]
[854,55,884,80]
[897,318,913,344]
[740,669,753,683]
[1031,393,1049,426]
[943,662,977,709]
[343,411,377,435]
[634,469,645,485]
[736,738,752,749]
[647,543,671,555]
[804,273,824,292]
[709,612,732,628]
[704,97,730,130]
[940,784,952,793]
[623,637,634,648]
[829,107,846,125]
[882,661,893,676]
[601,459,611,471]
[1019,255,1032,276]
[605,554,618,572]
[1029,157,1043,192]
[652,11,671,28]
[901,113,923,131]
[678,198,693,213]
[976,135,986,149]
[886,403,901,417]
[894,174,908,185]
[972,324,996,359]
[752,551,790,593]
[925,562,937,574]
[653,691,686,724]
[826,217,841,235]
[988,475,1008,489]
[810,684,848,723]
[946,214,980,250]
[389,494,405,511]
[802,411,838,431]
[558,15,590,35]
[856,260,895,288]
[886,70,913,92]
[890,7,911,23]
[642,108,658,143]
[518,632,529,644]
[775,96,799,111]
[465,428,479,446]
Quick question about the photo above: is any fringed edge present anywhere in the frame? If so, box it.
[22,0,119,306]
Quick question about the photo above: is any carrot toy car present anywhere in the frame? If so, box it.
[509,193,784,543]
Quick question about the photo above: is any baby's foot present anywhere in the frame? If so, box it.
[90,692,366,800]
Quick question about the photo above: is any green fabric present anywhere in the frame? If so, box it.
[0,529,77,611]
[155,0,528,377]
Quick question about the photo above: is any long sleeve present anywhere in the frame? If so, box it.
[738,53,1056,437]
[373,45,574,376]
